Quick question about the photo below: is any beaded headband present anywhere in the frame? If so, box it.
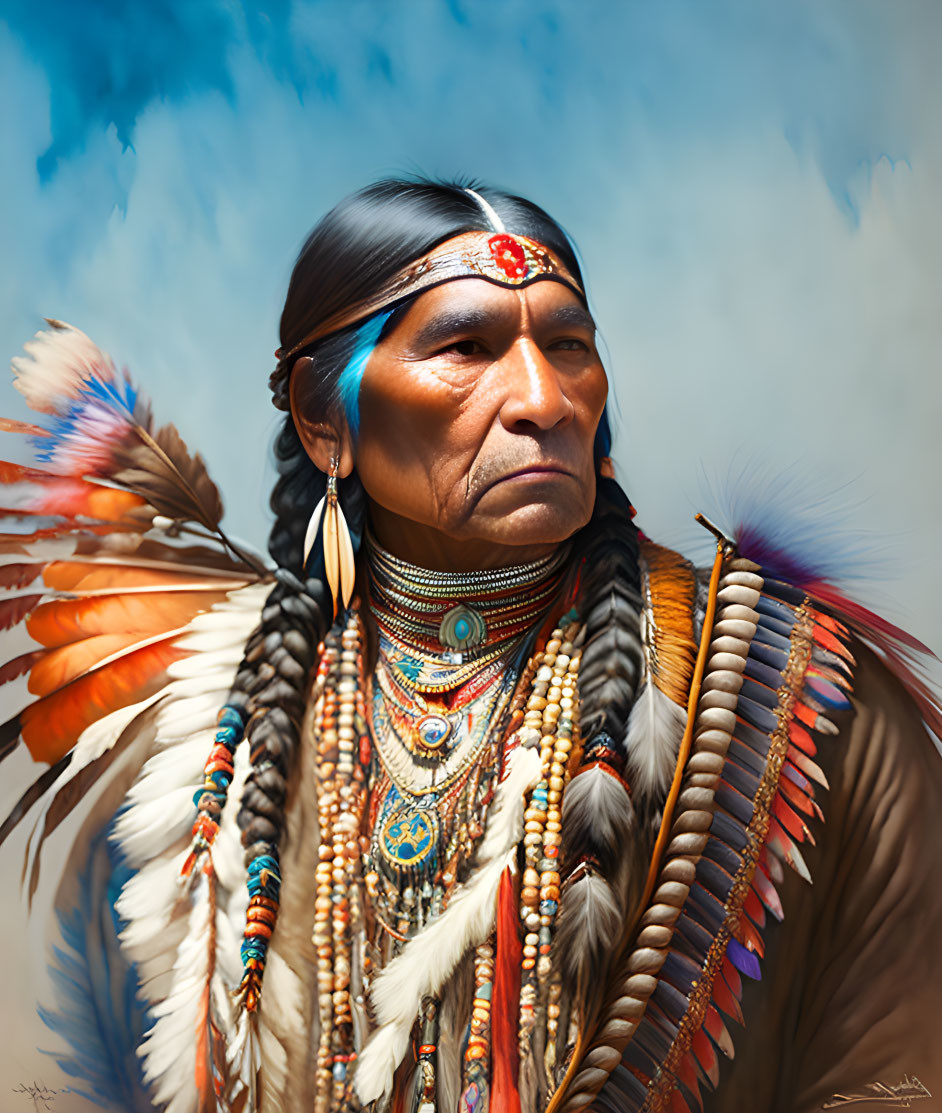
[279,230,585,365]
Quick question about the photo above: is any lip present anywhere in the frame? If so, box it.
[489,465,574,486]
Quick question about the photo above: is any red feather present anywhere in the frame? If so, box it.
[490,866,522,1113]
[743,888,766,930]
[809,582,930,654]
[703,1004,734,1058]
[777,772,815,817]
[772,796,813,845]
[710,971,744,1025]
[787,716,817,753]
[690,1029,719,1088]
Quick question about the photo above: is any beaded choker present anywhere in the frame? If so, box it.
[366,534,571,683]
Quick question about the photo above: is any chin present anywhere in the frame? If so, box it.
[473,497,593,547]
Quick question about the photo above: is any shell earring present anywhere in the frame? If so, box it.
[303,456,355,618]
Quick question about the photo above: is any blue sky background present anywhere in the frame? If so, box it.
[0,0,939,640]
[0,3,940,1100]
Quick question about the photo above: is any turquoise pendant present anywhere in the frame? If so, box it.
[439,604,487,651]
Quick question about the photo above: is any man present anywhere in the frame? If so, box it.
[1,178,940,1113]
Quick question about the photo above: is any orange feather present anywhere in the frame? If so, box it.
[26,589,229,648]
[42,561,226,592]
[20,639,188,763]
[32,482,146,521]
[0,460,53,484]
[28,632,156,697]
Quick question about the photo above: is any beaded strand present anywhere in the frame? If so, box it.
[518,620,582,1058]
[182,703,246,880]
[459,939,496,1112]
[312,613,371,1112]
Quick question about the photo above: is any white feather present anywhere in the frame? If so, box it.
[109,583,266,1107]
[302,494,326,566]
[256,704,321,1111]
[624,675,688,799]
[138,872,211,1113]
[354,745,541,1106]
[11,320,114,412]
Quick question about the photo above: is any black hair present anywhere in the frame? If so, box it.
[233,177,641,1008]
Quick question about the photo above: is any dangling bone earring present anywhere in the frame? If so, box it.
[303,456,355,618]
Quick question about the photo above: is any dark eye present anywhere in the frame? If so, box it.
[549,338,589,352]
[441,339,484,357]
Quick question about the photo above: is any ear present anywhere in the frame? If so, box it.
[289,357,356,478]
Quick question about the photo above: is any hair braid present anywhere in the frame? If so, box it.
[222,417,326,1006]
[577,475,644,752]
[555,475,646,995]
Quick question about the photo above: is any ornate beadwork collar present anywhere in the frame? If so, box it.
[366,534,571,689]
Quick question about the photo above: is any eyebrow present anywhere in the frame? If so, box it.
[408,297,597,350]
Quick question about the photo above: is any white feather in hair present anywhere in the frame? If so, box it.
[556,765,636,994]
[624,667,688,800]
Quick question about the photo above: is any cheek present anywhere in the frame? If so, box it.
[355,369,480,511]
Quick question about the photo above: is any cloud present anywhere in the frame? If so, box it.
[0,0,939,646]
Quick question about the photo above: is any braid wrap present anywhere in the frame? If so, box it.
[233,415,366,1005]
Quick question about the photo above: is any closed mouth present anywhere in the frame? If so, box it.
[491,465,573,484]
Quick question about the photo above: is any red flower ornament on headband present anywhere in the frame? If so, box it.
[488,234,529,280]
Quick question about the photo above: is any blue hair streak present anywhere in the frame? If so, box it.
[337,308,395,439]
[594,404,613,460]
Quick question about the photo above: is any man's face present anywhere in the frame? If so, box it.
[353,277,607,563]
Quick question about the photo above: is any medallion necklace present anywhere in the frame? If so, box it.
[307,542,584,1113]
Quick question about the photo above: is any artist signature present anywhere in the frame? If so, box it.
[12,1081,70,1112]
[823,1075,932,1108]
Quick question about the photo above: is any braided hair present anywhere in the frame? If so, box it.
[212,177,642,1008]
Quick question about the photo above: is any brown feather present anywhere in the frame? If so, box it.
[0,593,42,631]
[0,754,70,847]
[0,650,43,686]
[25,700,154,903]
[0,562,44,589]
[112,421,224,531]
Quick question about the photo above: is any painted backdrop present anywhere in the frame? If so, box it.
[0,1,939,1109]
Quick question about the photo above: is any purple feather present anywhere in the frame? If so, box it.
[726,937,762,980]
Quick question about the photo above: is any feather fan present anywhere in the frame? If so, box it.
[1,321,274,1109]
[0,320,270,861]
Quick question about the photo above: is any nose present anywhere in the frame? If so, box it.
[497,338,575,432]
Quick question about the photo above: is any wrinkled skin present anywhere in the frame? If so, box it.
[292,277,607,570]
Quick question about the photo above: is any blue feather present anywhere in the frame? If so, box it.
[38,823,153,1112]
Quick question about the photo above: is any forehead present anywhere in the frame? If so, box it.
[387,277,593,339]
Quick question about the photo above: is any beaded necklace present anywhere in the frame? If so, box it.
[367,534,570,689]
[303,541,583,1112]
